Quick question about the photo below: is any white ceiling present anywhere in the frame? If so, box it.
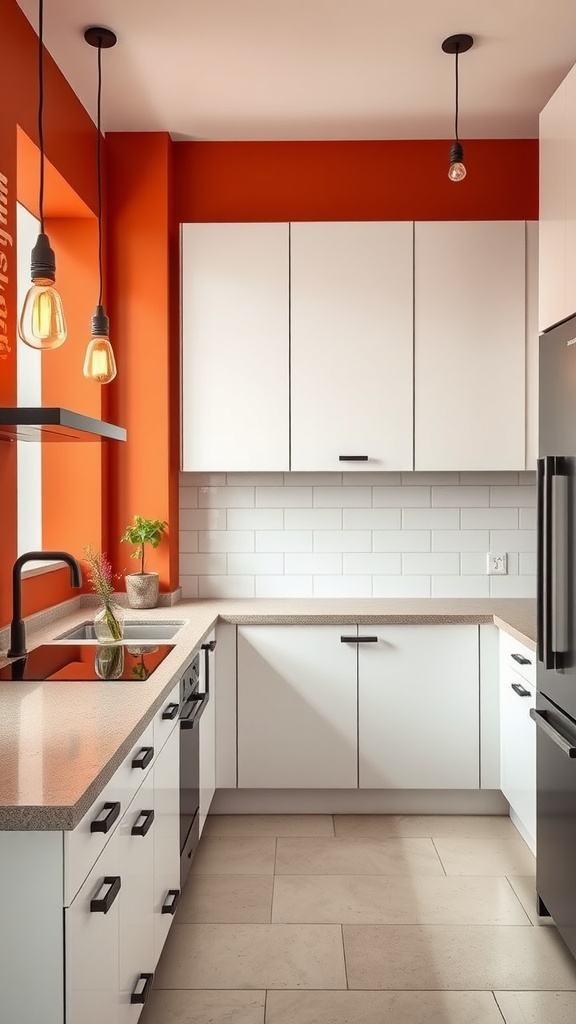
[15,0,576,140]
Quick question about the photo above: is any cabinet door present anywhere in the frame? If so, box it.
[66,833,121,1024]
[118,776,155,1023]
[181,222,289,471]
[290,222,414,471]
[359,625,479,789]
[199,633,216,834]
[237,625,358,788]
[540,79,567,331]
[415,221,526,471]
[153,726,181,966]
[565,67,576,321]
[499,663,536,852]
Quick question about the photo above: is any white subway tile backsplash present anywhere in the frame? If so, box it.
[313,576,373,597]
[344,553,402,575]
[228,553,284,575]
[314,486,371,507]
[431,530,489,552]
[181,507,227,531]
[257,486,312,507]
[374,486,430,507]
[403,553,460,575]
[460,508,519,529]
[256,531,312,552]
[344,508,401,530]
[402,508,460,530]
[285,553,342,575]
[432,486,489,507]
[372,576,431,597]
[199,486,254,508]
[227,508,284,530]
[489,530,537,552]
[490,486,537,507]
[198,530,254,553]
[256,576,314,597]
[314,530,371,553]
[373,530,430,552]
[432,576,490,597]
[198,576,255,598]
[179,473,537,599]
[519,507,537,529]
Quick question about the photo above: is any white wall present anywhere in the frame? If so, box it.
[179,471,536,599]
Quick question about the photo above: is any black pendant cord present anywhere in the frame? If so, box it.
[37,0,45,233]
[97,38,103,307]
[454,49,460,142]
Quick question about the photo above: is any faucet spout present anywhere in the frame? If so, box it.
[7,551,83,658]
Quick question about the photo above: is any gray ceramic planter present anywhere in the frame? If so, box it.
[125,572,159,609]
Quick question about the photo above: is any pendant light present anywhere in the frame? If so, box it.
[441,34,474,182]
[19,0,67,350]
[83,26,117,385]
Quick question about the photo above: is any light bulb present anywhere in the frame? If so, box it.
[19,278,67,349]
[83,304,117,384]
[448,161,467,182]
[448,141,466,183]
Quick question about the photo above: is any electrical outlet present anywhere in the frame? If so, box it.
[487,552,508,575]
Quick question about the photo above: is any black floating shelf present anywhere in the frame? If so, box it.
[0,407,127,442]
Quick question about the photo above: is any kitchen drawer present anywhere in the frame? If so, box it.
[499,630,536,687]
[64,722,155,906]
[153,681,181,754]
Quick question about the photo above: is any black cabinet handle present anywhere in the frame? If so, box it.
[161,889,181,915]
[511,653,532,666]
[131,809,155,837]
[530,708,576,757]
[202,640,217,652]
[162,702,179,720]
[511,682,531,698]
[339,455,368,461]
[130,973,154,1005]
[340,635,378,643]
[90,801,121,834]
[132,746,154,769]
[90,876,121,914]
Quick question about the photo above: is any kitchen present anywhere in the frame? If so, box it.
[1,1,576,1022]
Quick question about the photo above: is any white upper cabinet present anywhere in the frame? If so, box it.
[539,78,567,331]
[290,221,414,471]
[414,221,526,471]
[565,67,576,321]
[181,222,289,471]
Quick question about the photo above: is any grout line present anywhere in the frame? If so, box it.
[263,989,268,1023]
[503,875,534,926]
[430,837,447,876]
[341,923,350,990]
[491,990,507,1022]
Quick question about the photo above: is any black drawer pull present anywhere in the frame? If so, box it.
[339,455,368,461]
[130,973,154,1005]
[162,702,179,720]
[132,746,154,769]
[131,809,155,837]
[511,652,532,665]
[530,708,576,757]
[90,876,121,914]
[90,801,121,834]
[161,889,181,915]
[340,635,379,643]
[202,640,217,652]
[511,682,531,698]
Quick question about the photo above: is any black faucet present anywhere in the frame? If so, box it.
[8,551,83,658]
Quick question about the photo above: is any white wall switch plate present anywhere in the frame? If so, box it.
[487,552,508,575]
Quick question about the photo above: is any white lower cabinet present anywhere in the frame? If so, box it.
[499,634,536,852]
[152,724,181,964]
[199,638,217,833]
[237,625,358,788]
[118,775,155,1022]
[358,625,480,788]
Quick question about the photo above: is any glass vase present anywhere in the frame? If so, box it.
[94,602,125,644]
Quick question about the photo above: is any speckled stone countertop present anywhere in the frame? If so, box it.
[0,597,535,830]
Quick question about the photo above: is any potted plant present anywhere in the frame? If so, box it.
[121,515,168,609]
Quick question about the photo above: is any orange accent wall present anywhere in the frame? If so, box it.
[174,139,538,222]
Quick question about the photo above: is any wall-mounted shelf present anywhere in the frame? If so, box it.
[0,408,127,442]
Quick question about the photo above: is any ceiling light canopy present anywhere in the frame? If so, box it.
[442,33,474,183]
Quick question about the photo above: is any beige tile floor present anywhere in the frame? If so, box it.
[140,814,576,1024]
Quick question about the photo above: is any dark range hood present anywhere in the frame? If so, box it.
[0,407,127,442]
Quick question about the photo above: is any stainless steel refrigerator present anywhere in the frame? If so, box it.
[535,313,576,958]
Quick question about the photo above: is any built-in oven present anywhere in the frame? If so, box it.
[179,640,215,885]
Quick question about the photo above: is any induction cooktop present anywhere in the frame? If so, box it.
[0,643,174,682]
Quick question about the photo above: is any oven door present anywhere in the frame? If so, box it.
[532,692,576,956]
[179,690,209,885]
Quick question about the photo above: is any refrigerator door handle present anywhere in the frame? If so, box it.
[552,472,569,655]
[538,457,555,669]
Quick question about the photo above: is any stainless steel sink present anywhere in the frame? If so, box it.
[53,620,187,643]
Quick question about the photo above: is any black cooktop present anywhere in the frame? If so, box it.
[0,643,174,682]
